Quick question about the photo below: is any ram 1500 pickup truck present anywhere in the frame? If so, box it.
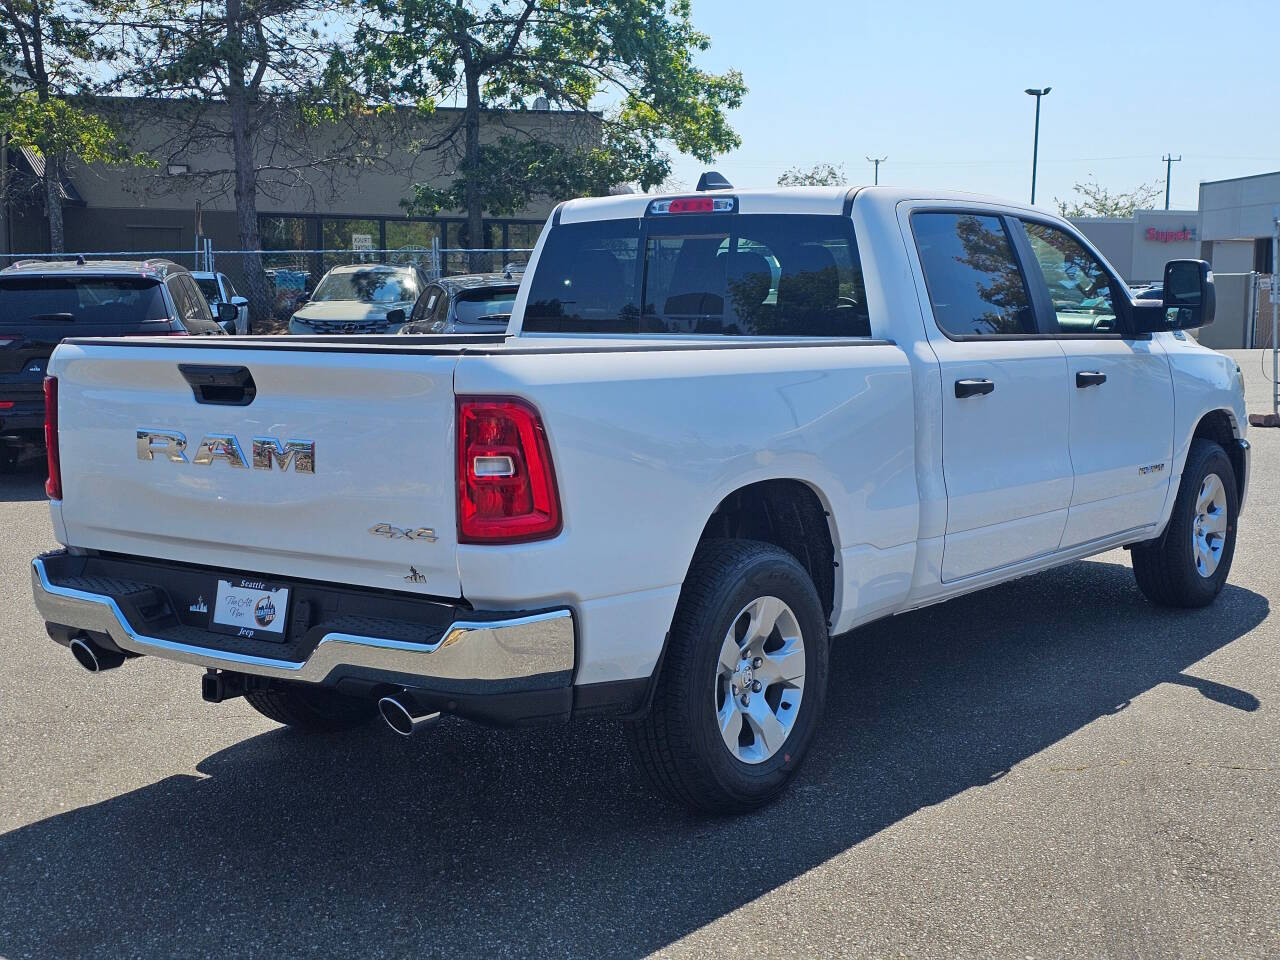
[31,185,1249,812]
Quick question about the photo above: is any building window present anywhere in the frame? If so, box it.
[386,220,441,252]
[260,216,311,250]
[1256,238,1275,274]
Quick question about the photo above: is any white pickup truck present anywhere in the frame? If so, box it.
[31,184,1249,812]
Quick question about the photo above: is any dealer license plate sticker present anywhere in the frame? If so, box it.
[211,579,289,639]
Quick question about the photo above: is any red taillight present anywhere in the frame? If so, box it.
[43,376,61,499]
[0,401,13,410]
[456,397,561,544]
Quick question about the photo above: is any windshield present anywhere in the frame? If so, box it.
[312,269,418,304]
[0,276,168,324]
[194,277,221,302]
[454,290,517,324]
[523,214,868,337]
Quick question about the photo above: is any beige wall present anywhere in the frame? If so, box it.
[1210,239,1255,274]
[1073,211,1200,284]
[1129,210,1200,283]
[1199,171,1280,242]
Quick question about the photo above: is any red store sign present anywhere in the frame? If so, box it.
[1146,226,1197,243]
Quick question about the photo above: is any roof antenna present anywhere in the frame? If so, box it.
[75,255,86,265]
[696,171,733,192]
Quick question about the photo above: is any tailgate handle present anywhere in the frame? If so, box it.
[178,364,257,406]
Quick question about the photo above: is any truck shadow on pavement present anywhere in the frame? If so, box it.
[0,462,47,503]
[0,559,1268,959]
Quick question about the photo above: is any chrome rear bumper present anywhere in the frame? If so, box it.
[31,555,574,687]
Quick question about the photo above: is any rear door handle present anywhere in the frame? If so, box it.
[954,378,995,399]
[1075,370,1107,388]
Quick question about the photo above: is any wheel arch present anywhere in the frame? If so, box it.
[1190,408,1246,504]
[692,478,839,621]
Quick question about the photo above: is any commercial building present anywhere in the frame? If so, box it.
[1198,170,1278,276]
[0,97,598,288]
[1071,171,1280,349]
[1070,209,1201,285]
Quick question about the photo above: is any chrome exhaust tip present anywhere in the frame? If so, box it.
[69,634,125,673]
[377,695,440,736]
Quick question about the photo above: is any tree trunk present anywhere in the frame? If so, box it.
[463,72,487,273]
[43,153,64,253]
[226,0,271,330]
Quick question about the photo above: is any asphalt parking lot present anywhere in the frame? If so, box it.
[1,350,1277,960]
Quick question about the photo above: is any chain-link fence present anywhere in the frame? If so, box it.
[1,241,533,334]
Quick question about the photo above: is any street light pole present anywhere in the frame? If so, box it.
[1162,153,1182,210]
[866,155,887,186]
[1024,87,1051,204]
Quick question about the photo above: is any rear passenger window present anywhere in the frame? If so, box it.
[523,214,869,337]
[912,212,1036,337]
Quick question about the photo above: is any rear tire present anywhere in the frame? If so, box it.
[625,539,829,813]
[245,683,377,732]
[1131,438,1238,608]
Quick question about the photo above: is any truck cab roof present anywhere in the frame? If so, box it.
[555,184,1049,224]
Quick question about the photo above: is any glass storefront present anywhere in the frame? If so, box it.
[257,214,544,278]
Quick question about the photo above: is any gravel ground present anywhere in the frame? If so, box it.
[0,349,1276,960]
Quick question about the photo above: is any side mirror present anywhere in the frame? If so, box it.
[1129,259,1215,333]
[386,308,406,326]
[216,301,239,326]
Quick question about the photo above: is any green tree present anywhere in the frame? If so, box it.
[119,0,373,324]
[0,0,145,251]
[1055,176,1163,219]
[348,0,745,265]
[777,162,846,187]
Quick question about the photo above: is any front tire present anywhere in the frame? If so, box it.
[245,683,377,732]
[1131,438,1239,608]
[625,540,829,813]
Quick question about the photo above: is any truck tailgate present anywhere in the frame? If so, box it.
[50,341,461,598]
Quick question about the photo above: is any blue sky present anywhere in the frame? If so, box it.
[666,0,1279,211]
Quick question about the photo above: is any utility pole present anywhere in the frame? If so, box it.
[1162,153,1182,210]
[1024,87,1051,204]
[866,155,887,186]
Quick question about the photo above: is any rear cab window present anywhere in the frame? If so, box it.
[523,212,870,337]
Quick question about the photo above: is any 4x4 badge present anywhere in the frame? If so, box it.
[370,523,437,542]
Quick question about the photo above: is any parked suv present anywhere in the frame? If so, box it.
[288,263,427,334]
[0,258,231,468]
[398,273,520,334]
